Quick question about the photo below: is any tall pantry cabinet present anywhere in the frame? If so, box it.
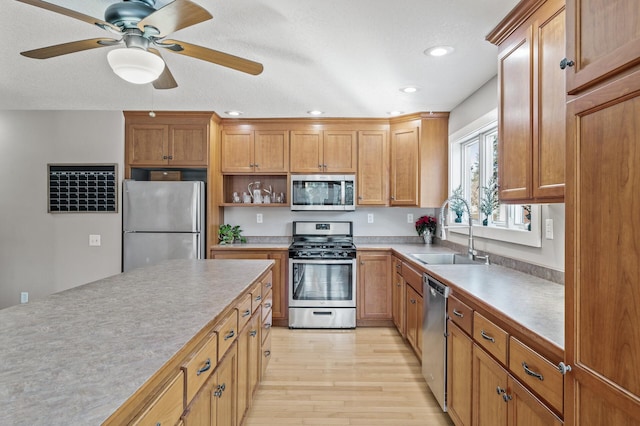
[564,0,640,424]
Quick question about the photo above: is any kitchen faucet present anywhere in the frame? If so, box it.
[439,196,490,265]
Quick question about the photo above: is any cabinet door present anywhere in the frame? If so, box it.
[212,345,237,426]
[472,344,508,426]
[221,130,254,173]
[247,313,261,403]
[391,258,405,337]
[507,376,563,426]
[566,0,640,94]
[356,252,392,321]
[236,323,250,423]
[169,124,208,166]
[290,130,323,173]
[448,321,473,426]
[323,130,357,172]
[183,374,213,426]
[405,285,422,359]
[498,25,533,202]
[390,127,419,206]
[127,124,169,166]
[357,130,389,205]
[267,252,287,322]
[533,3,565,200]
[254,130,289,172]
[565,70,640,425]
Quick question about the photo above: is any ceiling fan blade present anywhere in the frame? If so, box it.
[138,0,212,38]
[16,0,121,33]
[162,39,264,75]
[148,48,178,89]
[20,38,117,59]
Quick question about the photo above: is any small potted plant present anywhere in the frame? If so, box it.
[480,177,499,226]
[415,215,437,244]
[450,185,465,223]
[218,224,247,245]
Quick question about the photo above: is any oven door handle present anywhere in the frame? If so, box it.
[290,258,356,265]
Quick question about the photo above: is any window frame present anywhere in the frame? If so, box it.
[448,110,541,247]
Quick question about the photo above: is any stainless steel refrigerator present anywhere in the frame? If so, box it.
[122,180,205,272]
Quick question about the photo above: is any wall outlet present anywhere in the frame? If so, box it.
[20,292,28,304]
[545,218,554,239]
[89,234,101,246]
[367,213,374,223]
[407,214,414,223]
[256,213,263,223]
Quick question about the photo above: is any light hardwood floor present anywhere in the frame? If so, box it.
[244,327,454,425]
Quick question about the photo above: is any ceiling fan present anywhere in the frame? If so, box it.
[17,0,264,89]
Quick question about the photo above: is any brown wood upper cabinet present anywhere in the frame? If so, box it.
[290,129,357,173]
[487,0,566,203]
[389,113,448,207]
[565,0,640,94]
[357,130,389,205]
[221,129,289,173]
[125,112,212,169]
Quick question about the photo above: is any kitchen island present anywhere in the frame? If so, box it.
[0,259,273,426]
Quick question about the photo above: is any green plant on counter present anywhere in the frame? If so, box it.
[218,224,247,245]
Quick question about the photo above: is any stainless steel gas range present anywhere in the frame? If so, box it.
[288,221,356,328]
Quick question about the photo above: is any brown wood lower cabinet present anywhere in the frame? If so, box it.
[357,251,392,325]
[391,257,405,337]
[405,284,423,360]
[447,321,473,426]
[210,249,287,325]
[472,344,562,426]
[237,310,261,422]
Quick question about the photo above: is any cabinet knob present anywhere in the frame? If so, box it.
[557,362,572,375]
[559,58,575,70]
[390,195,395,200]
[249,163,254,167]
[318,164,323,169]
[162,155,168,160]
[254,163,259,168]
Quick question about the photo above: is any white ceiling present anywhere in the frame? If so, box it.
[1,0,518,118]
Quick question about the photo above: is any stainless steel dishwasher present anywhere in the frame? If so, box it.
[422,273,450,412]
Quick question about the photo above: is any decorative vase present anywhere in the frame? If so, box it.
[423,232,433,244]
[455,211,463,223]
[482,218,488,226]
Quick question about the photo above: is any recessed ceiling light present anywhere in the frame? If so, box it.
[424,46,455,57]
[307,110,324,116]
[225,110,243,116]
[400,86,419,93]
[387,111,404,116]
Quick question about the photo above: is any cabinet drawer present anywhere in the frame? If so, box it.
[402,262,422,296]
[448,296,473,335]
[473,312,508,365]
[261,331,272,379]
[509,337,564,415]
[261,271,273,296]
[262,289,273,320]
[262,308,273,344]
[181,332,218,404]
[250,281,262,313]
[215,310,238,362]
[237,293,253,330]
[132,371,184,426]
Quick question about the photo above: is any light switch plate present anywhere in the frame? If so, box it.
[257,213,263,223]
[89,234,101,246]
[407,214,414,223]
[545,219,553,239]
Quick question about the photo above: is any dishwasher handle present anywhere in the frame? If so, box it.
[423,274,450,298]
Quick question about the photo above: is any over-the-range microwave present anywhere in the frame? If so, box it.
[290,174,355,211]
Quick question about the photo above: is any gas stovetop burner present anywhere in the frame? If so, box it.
[289,221,355,259]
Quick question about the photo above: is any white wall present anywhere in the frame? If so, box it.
[445,76,565,271]
[0,111,124,309]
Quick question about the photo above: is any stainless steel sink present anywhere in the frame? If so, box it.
[409,253,478,265]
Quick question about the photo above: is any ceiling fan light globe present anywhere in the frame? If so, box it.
[107,48,165,84]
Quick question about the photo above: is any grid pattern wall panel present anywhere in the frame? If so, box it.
[48,164,117,213]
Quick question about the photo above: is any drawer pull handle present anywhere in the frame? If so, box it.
[250,330,257,337]
[496,386,505,395]
[522,362,544,381]
[264,350,271,357]
[264,323,272,329]
[264,302,272,309]
[480,330,495,343]
[557,362,572,375]
[410,299,417,304]
[502,393,512,403]
[224,330,235,340]
[265,282,272,289]
[255,295,262,302]
[242,309,251,317]
[453,309,464,318]
[196,358,211,376]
